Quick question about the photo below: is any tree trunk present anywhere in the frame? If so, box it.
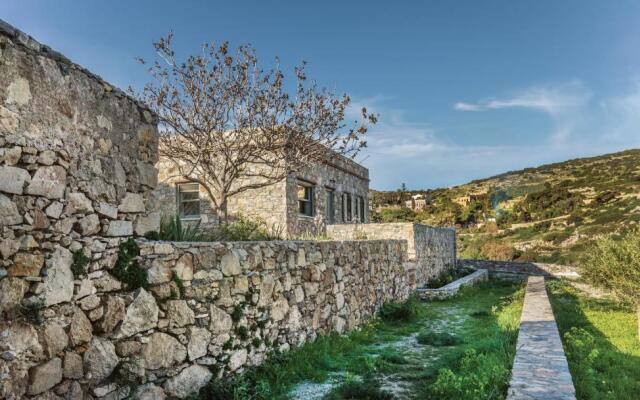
[217,198,228,225]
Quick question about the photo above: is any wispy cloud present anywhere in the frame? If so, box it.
[453,81,592,146]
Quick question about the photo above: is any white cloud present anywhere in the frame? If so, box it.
[453,81,592,147]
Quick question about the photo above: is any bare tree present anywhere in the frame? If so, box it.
[135,33,377,221]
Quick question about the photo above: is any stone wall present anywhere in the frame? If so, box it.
[458,259,580,279]
[126,239,414,397]
[0,20,160,399]
[327,223,456,286]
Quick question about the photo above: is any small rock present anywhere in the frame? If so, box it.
[0,278,28,311]
[63,351,83,379]
[187,327,211,361]
[164,365,212,398]
[97,202,118,219]
[0,193,22,225]
[118,192,145,213]
[141,332,187,369]
[0,165,30,195]
[66,192,94,214]
[174,253,194,280]
[27,166,66,199]
[84,338,119,381]
[220,251,241,276]
[76,214,101,235]
[43,322,68,357]
[10,252,44,277]
[114,288,158,338]
[228,349,248,371]
[106,220,133,236]
[134,212,160,235]
[41,246,74,306]
[99,295,125,334]
[69,307,93,346]
[209,305,232,334]
[133,384,166,400]
[45,201,64,219]
[28,357,62,395]
[165,300,195,328]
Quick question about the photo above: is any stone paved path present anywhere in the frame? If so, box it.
[507,276,576,400]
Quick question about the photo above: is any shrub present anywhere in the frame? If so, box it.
[150,215,204,241]
[416,331,461,346]
[71,250,90,277]
[208,214,281,241]
[379,295,422,322]
[581,228,640,339]
[111,238,148,290]
[325,377,394,400]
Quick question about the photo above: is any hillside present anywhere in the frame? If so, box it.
[371,148,640,265]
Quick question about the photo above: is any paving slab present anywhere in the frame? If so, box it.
[507,276,576,400]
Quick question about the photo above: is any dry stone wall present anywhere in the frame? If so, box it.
[0,20,159,399]
[327,223,456,286]
[0,19,419,400]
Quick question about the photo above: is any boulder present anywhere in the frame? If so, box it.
[66,192,94,214]
[98,295,125,334]
[0,165,30,195]
[118,193,145,213]
[133,384,166,400]
[41,246,74,306]
[76,214,100,235]
[43,322,68,357]
[106,220,133,236]
[69,308,93,346]
[0,278,28,311]
[134,212,160,236]
[63,351,83,379]
[220,251,241,276]
[10,252,44,277]
[114,288,158,338]
[173,253,194,281]
[165,300,195,328]
[27,357,62,395]
[164,365,212,398]
[187,327,211,361]
[228,349,248,371]
[209,305,232,334]
[0,193,22,225]
[83,338,119,381]
[141,332,187,370]
[26,166,66,199]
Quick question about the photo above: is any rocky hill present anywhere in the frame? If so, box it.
[371,148,640,265]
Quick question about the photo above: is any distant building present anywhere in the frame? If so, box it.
[405,194,427,211]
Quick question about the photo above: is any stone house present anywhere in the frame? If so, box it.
[151,150,370,237]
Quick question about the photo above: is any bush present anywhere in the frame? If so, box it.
[416,331,460,346]
[379,295,422,322]
[111,238,148,290]
[147,215,204,241]
[581,229,640,339]
[325,377,394,400]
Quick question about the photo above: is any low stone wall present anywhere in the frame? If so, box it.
[327,223,456,286]
[458,259,580,279]
[416,269,489,300]
[2,238,414,399]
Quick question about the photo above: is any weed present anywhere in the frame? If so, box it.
[111,238,148,290]
[231,304,244,322]
[416,331,461,347]
[171,271,186,298]
[236,326,249,341]
[71,250,90,277]
[378,295,422,322]
[324,376,394,400]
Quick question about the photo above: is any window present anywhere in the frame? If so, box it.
[342,192,352,222]
[326,189,335,224]
[297,182,314,217]
[177,183,200,218]
[358,196,365,222]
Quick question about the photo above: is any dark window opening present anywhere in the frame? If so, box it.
[177,183,200,218]
[298,183,314,216]
[326,189,335,224]
[342,192,352,222]
[358,196,365,222]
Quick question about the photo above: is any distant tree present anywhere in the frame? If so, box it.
[582,229,640,341]
[136,33,377,221]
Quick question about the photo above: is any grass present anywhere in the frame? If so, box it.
[546,279,640,400]
[194,279,525,400]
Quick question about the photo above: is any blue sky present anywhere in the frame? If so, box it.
[4,1,640,190]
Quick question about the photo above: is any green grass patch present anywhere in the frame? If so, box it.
[547,280,640,400]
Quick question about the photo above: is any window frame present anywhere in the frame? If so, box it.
[297,181,315,217]
[326,188,335,224]
[358,196,365,222]
[342,192,352,222]
[176,182,201,219]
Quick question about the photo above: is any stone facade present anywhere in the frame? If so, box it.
[152,150,370,238]
[327,223,456,287]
